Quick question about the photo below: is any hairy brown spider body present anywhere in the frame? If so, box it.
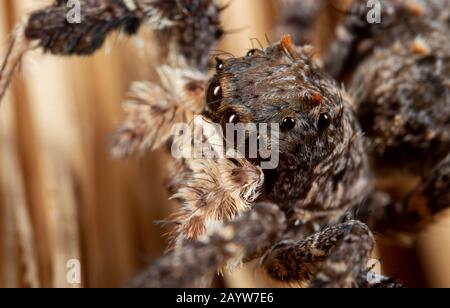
[205,36,371,226]
[133,36,398,288]
[327,0,450,168]
[325,0,450,237]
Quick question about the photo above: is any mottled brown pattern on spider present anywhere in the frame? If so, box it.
[326,0,450,171]
[125,36,395,288]
[264,220,374,287]
[0,0,223,102]
[25,0,223,69]
[111,66,207,158]
[351,2,450,171]
[153,35,393,287]
[326,0,450,238]
[130,202,286,288]
[7,0,444,288]
[205,35,372,216]
[165,157,264,247]
[275,0,327,45]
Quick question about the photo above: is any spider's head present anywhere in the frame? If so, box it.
[203,35,361,203]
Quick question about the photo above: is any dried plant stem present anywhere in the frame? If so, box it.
[44,156,81,288]
[0,19,29,104]
[0,141,40,288]
[2,198,18,288]
[0,145,40,288]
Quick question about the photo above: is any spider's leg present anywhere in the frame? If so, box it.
[0,20,28,104]
[275,0,326,45]
[263,220,401,288]
[363,153,450,236]
[1,0,223,104]
[24,0,223,68]
[323,0,398,79]
[111,67,207,158]
[325,0,450,79]
[130,202,286,288]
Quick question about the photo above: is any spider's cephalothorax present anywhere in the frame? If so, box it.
[205,36,371,216]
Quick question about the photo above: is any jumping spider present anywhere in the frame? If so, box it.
[0,0,449,288]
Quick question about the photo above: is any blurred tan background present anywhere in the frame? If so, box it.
[0,0,449,288]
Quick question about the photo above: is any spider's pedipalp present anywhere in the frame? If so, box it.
[167,156,265,246]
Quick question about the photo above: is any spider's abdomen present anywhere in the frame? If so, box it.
[349,2,450,172]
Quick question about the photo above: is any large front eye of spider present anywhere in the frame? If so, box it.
[280,117,296,131]
[221,110,239,126]
[206,77,223,111]
[318,113,332,131]
[221,110,240,137]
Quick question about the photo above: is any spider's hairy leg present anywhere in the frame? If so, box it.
[323,0,394,79]
[24,0,223,61]
[275,0,327,45]
[325,0,450,79]
[323,0,449,238]
[263,220,401,288]
[111,66,208,158]
[363,153,450,237]
[0,19,29,104]
[130,202,286,288]
[0,0,223,104]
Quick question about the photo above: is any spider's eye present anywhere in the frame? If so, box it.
[223,111,239,125]
[318,113,332,131]
[216,58,224,71]
[280,117,296,131]
[247,49,257,57]
[206,78,223,111]
[221,110,240,134]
